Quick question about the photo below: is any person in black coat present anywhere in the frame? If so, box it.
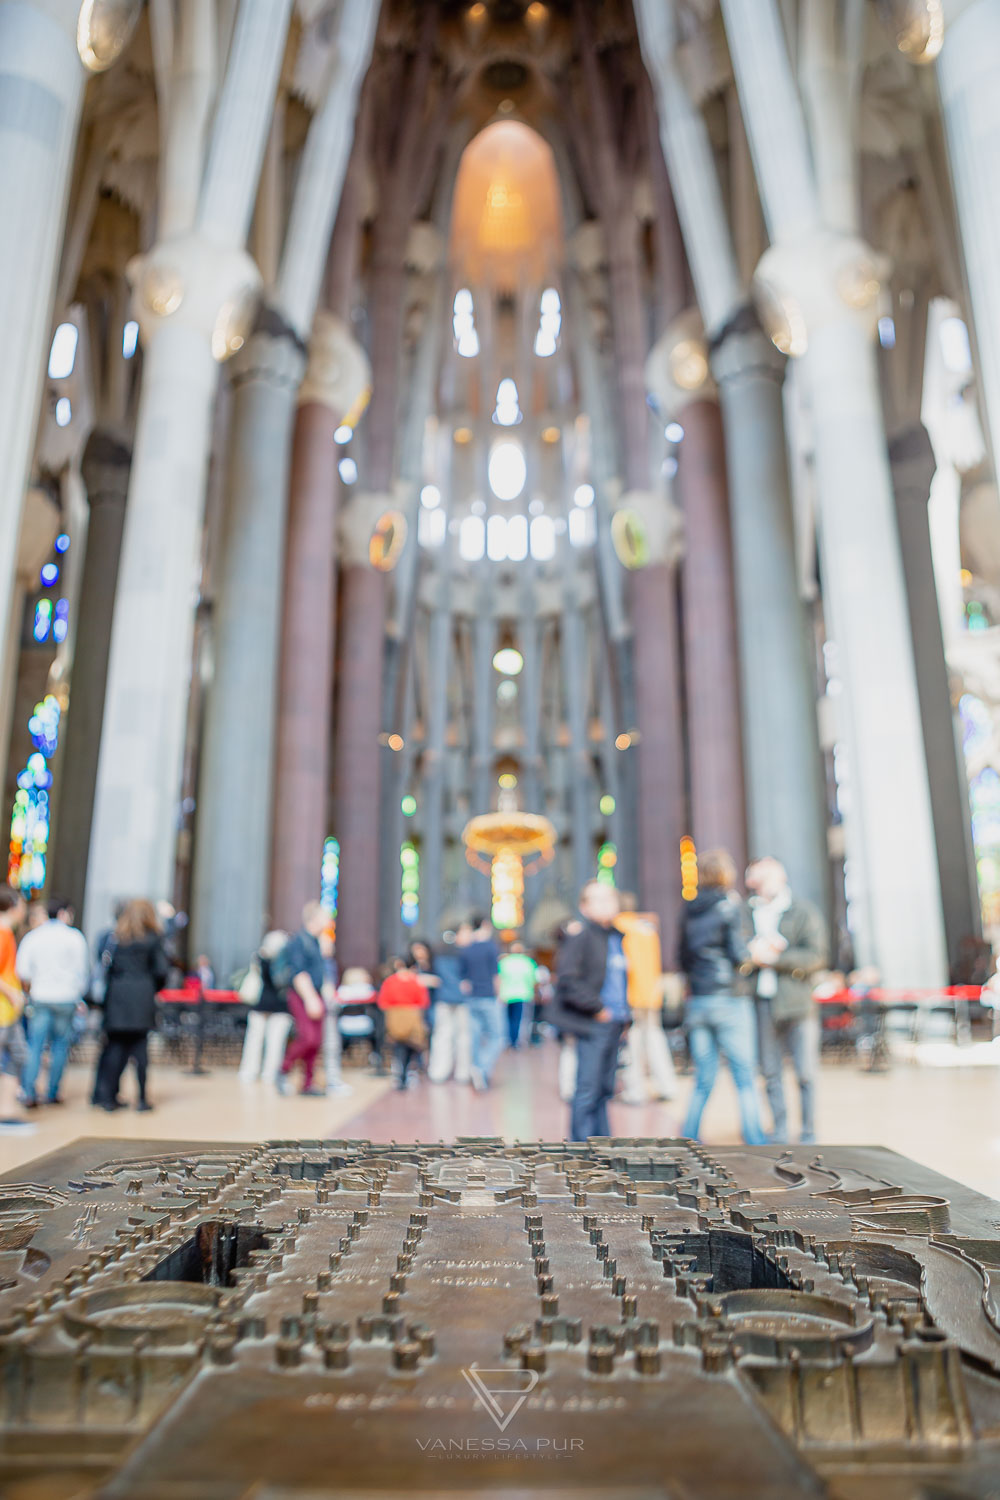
[551,881,631,1141]
[92,899,169,1112]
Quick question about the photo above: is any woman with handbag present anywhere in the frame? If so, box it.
[678,850,766,1145]
[377,957,430,1091]
[237,930,291,1083]
[92,900,169,1112]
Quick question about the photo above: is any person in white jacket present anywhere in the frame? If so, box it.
[17,898,90,1106]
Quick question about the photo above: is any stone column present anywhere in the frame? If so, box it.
[637,0,828,910]
[191,329,304,976]
[48,431,130,914]
[890,422,980,962]
[721,0,947,984]
[0,2,85,712]
[519,583,543,815]
[560,588,593,895]
[471,603,495,816]
[269,316,371,935]
[937,0,1000,485]
[712,321,828,907]
[420,592,452,939]
[85,0,293,937]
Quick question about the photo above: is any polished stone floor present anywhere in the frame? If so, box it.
[4,1039,1000,1200]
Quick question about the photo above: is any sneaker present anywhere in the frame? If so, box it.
[46,1096,64,1106]
[136,1101,154,1113]
[325,1082,354,1097]
[300,1086,324,1097]
[0,1119,36,1134]
[275,1074,292,1096]
[469,1066,487,1092]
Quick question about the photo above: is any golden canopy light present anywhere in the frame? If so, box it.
[463,810,556,931]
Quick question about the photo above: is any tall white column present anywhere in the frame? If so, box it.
[85,0,293,937]
[0,2,83,757]
[721,0,947,985]
[191,0,378,977]
[937,1,1000,491]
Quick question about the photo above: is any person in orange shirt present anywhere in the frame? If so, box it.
[616,894,677,1104]
[0,886,31,1133]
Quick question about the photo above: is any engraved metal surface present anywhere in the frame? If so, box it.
[2,1136,1000,1497]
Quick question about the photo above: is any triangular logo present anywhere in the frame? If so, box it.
[461,1364,539,1432]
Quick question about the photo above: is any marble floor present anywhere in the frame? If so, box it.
[4,1040,1000,1202]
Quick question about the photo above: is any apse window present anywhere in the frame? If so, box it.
[506,513,528,562]
[122,320,139,359]
[48,322,78,380]
[493,378,522,426]
[453,287,480,358]
[569,505,595,547]
[338,457,358,484]
[529,514,556,561]
[418,506,446,548]
[574,483,595,508]
[534,286,561,358]
[420,484,441,509]
[459,514,486,561]
[488,441,526,501]
[487,514,508,562]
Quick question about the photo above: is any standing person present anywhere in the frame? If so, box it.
[320,927,352,1097]
[0,887,31,1133]
[426,935,471,1084]
[91,900,169,1112]
[617,896,678,1104]
[276,902,327,1097]
[745,856,828,1145]
[458,914,503,1091]
[552,882,630,1142]
[237,930,292,1084]
[377,956,430,1090]
[17,897,90,1108]
[678,851,765,1145]
[497,941,538,1049]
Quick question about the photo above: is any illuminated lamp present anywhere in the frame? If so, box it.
[492,647,523,676]
[369,511,407,572]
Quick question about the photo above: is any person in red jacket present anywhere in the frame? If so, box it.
[377,958,430,1090]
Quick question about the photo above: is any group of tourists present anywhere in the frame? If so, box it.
[0,888,171,1131]
[552,855,827,1144]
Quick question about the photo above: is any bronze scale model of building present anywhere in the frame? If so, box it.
[2,1135,1000,1496]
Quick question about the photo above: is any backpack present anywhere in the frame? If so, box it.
[267,938,296,993]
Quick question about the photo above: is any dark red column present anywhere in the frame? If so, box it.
[677,397,747,871]
[332,563,386,971]
[270,400,340,933]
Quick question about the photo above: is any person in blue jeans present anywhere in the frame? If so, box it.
[457,914,502,1091]
[677,850,765,1145]
[551,881,631,1142]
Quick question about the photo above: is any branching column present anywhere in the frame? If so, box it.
[637,0,828,909]
[191,0,377,976]
[85,0,293,936]
[333,8,450,968]
[721,0,947,983]
[571,1,685,948]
